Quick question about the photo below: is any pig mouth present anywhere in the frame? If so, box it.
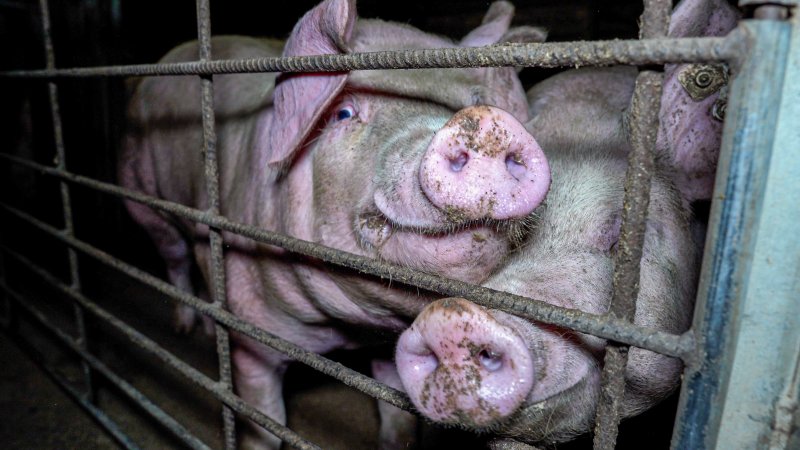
[355,206,533,252]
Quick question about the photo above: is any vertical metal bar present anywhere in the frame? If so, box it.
[592,1,669,448]
[671,13,799,450]
[195,1,236,448]
[38,0,93,401]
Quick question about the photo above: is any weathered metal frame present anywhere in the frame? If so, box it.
[671,9,800,450]
[0,0,796,449]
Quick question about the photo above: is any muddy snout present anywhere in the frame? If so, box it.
[395,298,534,428]
[419,106,550,221]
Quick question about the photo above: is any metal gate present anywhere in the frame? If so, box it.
[0,0,798,449]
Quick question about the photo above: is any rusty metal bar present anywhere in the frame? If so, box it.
[1,284,212,450]
[0,202,415,411]
[0,155,695,360]
[592,71,665,449]
[37,0,94,403]
[0,247,322,450]
[592,0,670,447]
[8,338,141,450]
[0,37,732,79]
[193,0,236,447]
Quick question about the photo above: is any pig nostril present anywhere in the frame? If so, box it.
[478,348,503,372]
[449,152,469,172]
[505,153,527,181]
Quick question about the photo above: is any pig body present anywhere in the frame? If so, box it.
[395,0,739,443]
[120,1,549,448]
[397,67,698,442]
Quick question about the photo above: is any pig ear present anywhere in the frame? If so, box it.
[500,26,548,44]
[460,1,514,47]
[657,0,740,202]
[267,0,356,167]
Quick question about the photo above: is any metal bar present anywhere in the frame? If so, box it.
[194,0,236,447]
[740,0,799,6]
[671,17,799,450]
[2,285,212,450]
[0,157,694,359]
[0,247,322,450]
[2,329,140,450]
[0,37,733,79]
[38,0,93,402]
[592,0,669,443]
[0,208,415,411]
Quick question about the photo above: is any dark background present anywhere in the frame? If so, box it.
[0,1,692,449]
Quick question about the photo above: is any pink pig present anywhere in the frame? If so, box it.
[119,0,549,448]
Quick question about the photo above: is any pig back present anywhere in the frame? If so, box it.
[120,36,282,227]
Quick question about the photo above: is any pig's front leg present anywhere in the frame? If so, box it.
[232,337,290,450]
[371,359,418,450]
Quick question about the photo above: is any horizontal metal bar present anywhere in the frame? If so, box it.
[2,329,141,450]
[0,37,734,79]
[0,203,415,412]
[0,153,695,360]
[38,364,140,450]
[0,247,322,450]
[739,0,798,6]
[2,285,211,450]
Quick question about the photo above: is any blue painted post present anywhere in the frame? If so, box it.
[670,10,800,450]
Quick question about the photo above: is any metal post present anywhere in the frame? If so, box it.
[194,1,236,448]
[38,0,94,401]
[671,9,800,449]
[592,1,669,448]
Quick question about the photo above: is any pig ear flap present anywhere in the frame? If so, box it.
[500,26,548,44]
[656,0,740,202]
[267,0,356,167]
[459,1,515,47]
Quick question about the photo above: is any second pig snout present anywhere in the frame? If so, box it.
[419,106,551,221]
[396,298,535,428]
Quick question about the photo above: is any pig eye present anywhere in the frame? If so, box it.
[333,105,356,122]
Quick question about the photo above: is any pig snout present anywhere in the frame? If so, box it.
[420,106,550,221]
[395,298,534,428]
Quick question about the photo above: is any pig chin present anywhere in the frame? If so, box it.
[355,212,510,283]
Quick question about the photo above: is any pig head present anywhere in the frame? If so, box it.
[395,0,740,444]
[119,0,549,448]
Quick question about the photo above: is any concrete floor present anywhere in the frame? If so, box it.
[0,260,679,450]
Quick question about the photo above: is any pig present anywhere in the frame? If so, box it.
[119,0,549,448]
[394,0,739,444]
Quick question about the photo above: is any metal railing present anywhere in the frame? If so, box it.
[0,0,797,449]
